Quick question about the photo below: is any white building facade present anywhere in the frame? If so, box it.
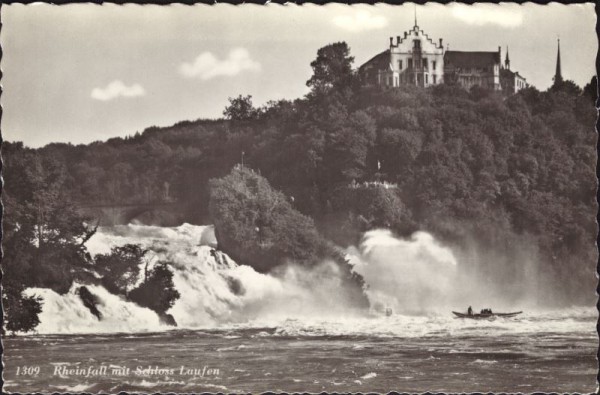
[359,23,528,94]
[378,24,445,88]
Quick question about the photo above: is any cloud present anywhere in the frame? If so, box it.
[91,80,146,101]
[333,10,388,32]
[451,4,524,28]
[179,48,261,80]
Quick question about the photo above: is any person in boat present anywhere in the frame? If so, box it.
[467,306,473,316]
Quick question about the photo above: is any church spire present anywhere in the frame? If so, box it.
[554,38,563,84]
[505,46,510,70]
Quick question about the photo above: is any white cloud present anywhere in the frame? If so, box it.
[179,48,261,80]
[451,4,524,28]
[91,80,146,101]
[333,10,388,32]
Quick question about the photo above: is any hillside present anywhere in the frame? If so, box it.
[3,42,597,306]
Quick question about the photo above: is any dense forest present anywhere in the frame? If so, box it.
[2,42,598,331]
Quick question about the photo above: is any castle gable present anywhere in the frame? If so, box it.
[391,25,444,53]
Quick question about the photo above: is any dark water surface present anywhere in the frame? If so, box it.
[3,323,596,393]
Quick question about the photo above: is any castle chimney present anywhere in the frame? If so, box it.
[439,38,443,48]
[390,37,393,46]
[397,36,401,45]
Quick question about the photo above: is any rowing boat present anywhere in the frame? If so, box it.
[452,311,522,319]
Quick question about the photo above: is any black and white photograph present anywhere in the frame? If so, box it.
[1,2,597,393]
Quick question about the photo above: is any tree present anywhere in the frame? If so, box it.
[128,262,180,314]
[209,166,324,272]
[1,144,99,332]
[306,42,357,97]
[223,95,260,121]
[95,244,146,295]
[378,127,423,174]
[209,165,370,308]
[321,110,377,184]
[582,76,597,104]
[2,284,43,335]
[331,185,415,243]
[550,79,582,96]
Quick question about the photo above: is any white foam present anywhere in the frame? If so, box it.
[24,283,163,334]
[23,224,595,336]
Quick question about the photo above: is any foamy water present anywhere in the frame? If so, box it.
[20,223,596,336]
[6,224,596,392]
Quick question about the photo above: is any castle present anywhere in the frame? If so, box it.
[359,21,529,94]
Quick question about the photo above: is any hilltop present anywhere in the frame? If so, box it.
[3,42,598,307]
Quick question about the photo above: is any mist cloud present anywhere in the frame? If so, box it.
[179,48,261,80]
[91,80,146,101]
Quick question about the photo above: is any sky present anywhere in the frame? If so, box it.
[1,3,596,148]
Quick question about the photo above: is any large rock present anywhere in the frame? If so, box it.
[208,166,370,309]
[77,286,102,320]
[208,165,325,273]
[159,313,177,327]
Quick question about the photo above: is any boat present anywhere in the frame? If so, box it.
[452,311,522,319]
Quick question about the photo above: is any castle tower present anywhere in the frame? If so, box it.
[554,38,563,84]
[505,46,510,70]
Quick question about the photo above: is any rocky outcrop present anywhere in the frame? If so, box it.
[77,286,102,320]
[159,313,177,327]
[208,166,325,273]
[208,166,370,309]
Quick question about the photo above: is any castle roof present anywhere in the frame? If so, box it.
[444,51,501,69]
[359,49,390,72]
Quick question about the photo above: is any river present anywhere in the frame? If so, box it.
[2,224,596,392]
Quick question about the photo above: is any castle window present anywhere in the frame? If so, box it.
[425,74,428,84]
[399,60,403,70]
[408,58,413,69]
[433,74,437,84]
[423,58,427,69]
[432,60,436,70]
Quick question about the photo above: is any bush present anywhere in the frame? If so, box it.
[95,244,145,295]
[128,262,180,314]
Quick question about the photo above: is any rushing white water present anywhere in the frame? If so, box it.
[348,229,457,314]
[24,284,163,334]
[23,224,595,335]
[28,224,368,334]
